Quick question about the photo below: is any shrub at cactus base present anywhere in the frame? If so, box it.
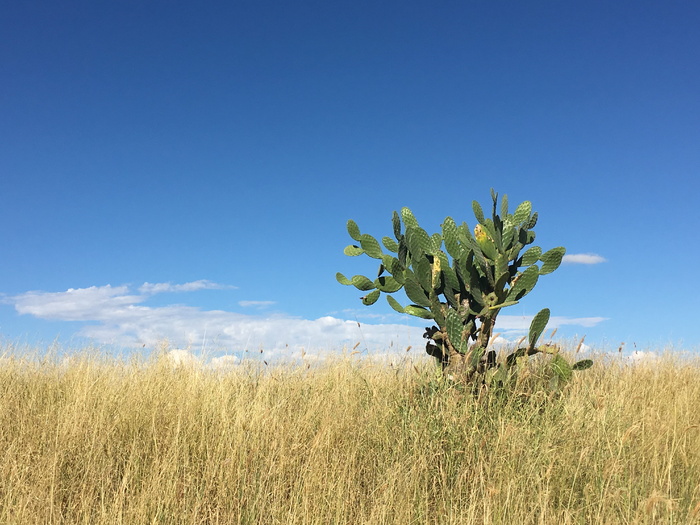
[337,189,592,388]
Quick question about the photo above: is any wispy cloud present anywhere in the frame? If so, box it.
[495,315,608,332]
[238,300,276,308]
[138,280,235,294]
[12,285,145,321]
[563,253,607,264]
[8,282,423,353]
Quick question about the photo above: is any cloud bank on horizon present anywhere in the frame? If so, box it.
[5,273,607,356]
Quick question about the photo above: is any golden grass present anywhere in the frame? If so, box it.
[1,345,700,524]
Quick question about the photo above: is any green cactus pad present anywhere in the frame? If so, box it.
[347,219,361,241]
[470,239,491,271]
[458,222,473,242]
[500,194,509,217]
[501,226,516,251]
[440,257,460,292]
[539,247,565,275]
[495,252,509,277]
[413,257,433,292]
[488,300,519,310]
[375,275,403,293]
[521,246,542,266]
[535,344,559,355]
[403,276,431,307]
[386,295,405,313]
[336,272,352,285]
[359,234,383,259]
[572,359,593,371]
[343,245,364,256]
[361,290,380,305]
[481,219,499,244]
[481,239,499,261]
[429,295,446,326]
[528,308,550,350]
[441,217,463,259]
[406,226,433,257]
[507,265,539,300]
[506,242,524,261]
[431,233,443,252]
[404,305,434,319]
[474,249,496,288]
[382,236,399,253]
[400,207,419,229]
[381,255,405,282]
[505,347,529,367]
[488,363,509,385]
[550,353,573,382]
[494,267,511,294]
[469,346,485,368]
[513,201,532,224]
[443,287,459,309]
[350,275,376,291]
[484,292,499,307]
[467,274,486,307]
[392,211,402,239]
[527,212,538,229]
[398,241,408,266]
[472,200,485,224]
[446,309,468,354]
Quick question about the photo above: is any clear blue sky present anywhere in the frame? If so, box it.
[1,1,699,361]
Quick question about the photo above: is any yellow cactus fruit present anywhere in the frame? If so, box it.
[474,224,488,245]
[431,255,441,285]
[474,224,486,240]
[474,224,497,258]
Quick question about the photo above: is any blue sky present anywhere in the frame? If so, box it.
[1,1,699,361]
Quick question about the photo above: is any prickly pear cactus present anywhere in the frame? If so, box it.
[337,189,592,385]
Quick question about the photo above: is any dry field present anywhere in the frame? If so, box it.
[1,344,699,524]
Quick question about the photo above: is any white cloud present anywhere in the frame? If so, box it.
[8,282,425,354]
[495,315,608,331]
[336,308,411,323]
[563,253,607,264]
[165,349,200,368]
[238,300,276,308]
[210,354,240,368]
[489,336,513,349]
[12,285,145,321]
[576,342,592,353]
[628,350,658,362]
[139,280,234,294]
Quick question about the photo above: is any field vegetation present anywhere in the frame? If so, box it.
[1,343,699,524]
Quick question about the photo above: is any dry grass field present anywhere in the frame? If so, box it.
[1,344,699,524]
